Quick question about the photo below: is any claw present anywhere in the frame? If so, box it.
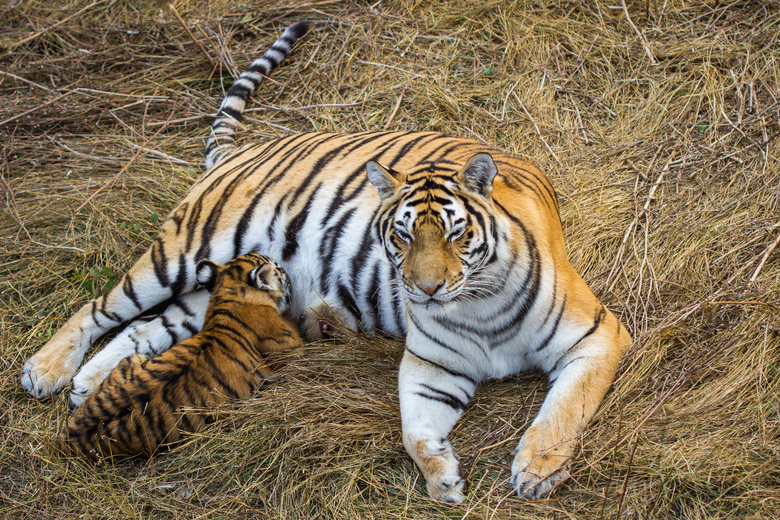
[510,469,569,500]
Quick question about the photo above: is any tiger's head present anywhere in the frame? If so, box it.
[367,153,504,308]
[196,253,293,314]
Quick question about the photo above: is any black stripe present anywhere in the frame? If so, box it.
[558,307,606,364]
[367,261,382,330]
[386,262,405,334]
[282,182,322,261]
[266,195,289,243]
[160,314,180,345]
[319,207,357,292]
[414,389,467,411]
[172,295,195,316]
[91,299,123,325]
[408,313,467,359]
[219,106,242,121]
[405,347,478,385]
[532,295,566,353]
[122,275,143,311]
[348,211,378,288]
[337,283,362,322]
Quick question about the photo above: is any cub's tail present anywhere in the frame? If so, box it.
[205,21,309,170]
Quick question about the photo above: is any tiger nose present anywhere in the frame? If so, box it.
[417,282,442,296]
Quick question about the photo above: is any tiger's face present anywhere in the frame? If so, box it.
[368,154,501,307]
[196,253,293,314]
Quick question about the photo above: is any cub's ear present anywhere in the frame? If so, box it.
[366,161,406,200]
[195,260,221,292]
[248,264,272,290]
[458,153,497,197]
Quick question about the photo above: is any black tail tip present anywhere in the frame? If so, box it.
[287,21,310,39]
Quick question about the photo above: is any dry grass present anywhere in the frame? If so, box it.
[1,0,779,518]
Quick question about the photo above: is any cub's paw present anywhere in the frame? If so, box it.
[509,465,569,500]
[21,352,78,399]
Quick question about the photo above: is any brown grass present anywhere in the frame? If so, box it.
[1,1,779,518]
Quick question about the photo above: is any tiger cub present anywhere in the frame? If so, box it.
[59,254,303,460]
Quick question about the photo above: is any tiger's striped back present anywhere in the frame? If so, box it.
[58,254,303,460]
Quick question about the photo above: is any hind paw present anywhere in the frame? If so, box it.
[68,355,126,409]
[21,352,78,399]
[68,379,94,410]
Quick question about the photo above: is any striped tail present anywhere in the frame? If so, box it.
[205,21,310,170]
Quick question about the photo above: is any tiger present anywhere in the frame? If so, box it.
[21,21,631,500]
[59,253,303,460]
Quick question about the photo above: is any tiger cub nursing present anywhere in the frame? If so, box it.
[59,254,303,460]
[23,21,632,500]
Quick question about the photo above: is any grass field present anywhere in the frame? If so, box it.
[1,1,779,518]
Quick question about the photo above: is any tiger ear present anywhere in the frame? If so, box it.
[458,153,497,197]
[195,260,221,292]
[367,161,405,200]
[249,264,272,290]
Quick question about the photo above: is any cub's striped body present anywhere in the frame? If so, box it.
[23,22,631,500]
[60,254,302,460]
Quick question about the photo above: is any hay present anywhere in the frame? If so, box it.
[1,0,778,518]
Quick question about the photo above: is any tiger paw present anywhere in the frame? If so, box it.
[21,350,78,399]
[510,465,569,499]
[427,473,466,503]
[510,447,570,499]
[68,374,100,410]
[68,350,137,409]
[407,436,466,503]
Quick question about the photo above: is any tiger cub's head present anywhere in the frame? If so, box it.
[367,154,502,308]
[196,253,293,314]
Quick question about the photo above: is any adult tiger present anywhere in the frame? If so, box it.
[60,254,303,460]
[21,21,631,501]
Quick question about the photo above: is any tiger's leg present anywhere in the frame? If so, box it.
[398,349,478,503]
[510,315,630,499]
[69,290,210,409]
[21,244,199,399]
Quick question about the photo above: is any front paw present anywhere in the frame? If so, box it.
[510,444,570,499]
[510,464,569,499]
[406,437,467,503]
[427,472,466,503]
[509,423,573,499]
